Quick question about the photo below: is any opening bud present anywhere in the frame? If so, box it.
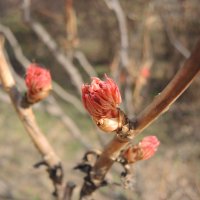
[82,75,122,132]
[123,136,160,163]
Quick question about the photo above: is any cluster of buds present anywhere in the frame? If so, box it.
[25,63,52,104]
[123,136,160,163]
[82,75,160,162]
[82,75,122,132]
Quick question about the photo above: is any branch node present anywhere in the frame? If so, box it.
[47,163,64,184]
[116,109,136,141]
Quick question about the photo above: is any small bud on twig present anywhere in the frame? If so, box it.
[82,74,121,132]
[123,136,160,163]
[25,63,52,103]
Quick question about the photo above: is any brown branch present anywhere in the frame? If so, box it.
[134,42,199,132]
[65,1,97,78]
[80,40,200,198]
[0,35,65,200]
[104,0,129,69]
[65,0,79,49]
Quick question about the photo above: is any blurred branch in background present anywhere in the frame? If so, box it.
[104,0,129,69]
[65,0,79,54]
[133,14,155,111]
[159,12,191,59]
[65,0,97,77]
[22,0,97,85]
[21,0,83,95]
[44,96,92,150]
[74,51,97,77]
[104,0,134,117]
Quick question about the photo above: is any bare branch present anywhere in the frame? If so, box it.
[52,82,85,114]
[0,35,65,200]
[134,41,200,133]
[80,40,200,198]
[45,96,92,150]
[74,51,97,77]
[28,21,83,95]
[21,0,83,94]
[160,13,190,58]
[65,0,79,49]
[0,24,30,66]
[104,0,129,69]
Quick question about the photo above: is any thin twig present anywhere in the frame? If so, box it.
[74,51,97,77]
[21,0,83,95]
[104,0,129,69]
[160,13,190,58]
[65,0,79,50]
[45,96,92,150]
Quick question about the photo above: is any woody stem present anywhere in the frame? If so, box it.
[80,40,200,198]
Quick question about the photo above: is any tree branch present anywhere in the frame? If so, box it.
[160,13,190,58]
[104,0,129,69]
[0,35,65,200]
[21,0,83,95]
[80,39,200,198]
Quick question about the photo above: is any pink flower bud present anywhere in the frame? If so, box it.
[82,75,121,119]
[25,64,52,103]
[82,75,122,132]
[123,136,160,163]
[139,136,160,160]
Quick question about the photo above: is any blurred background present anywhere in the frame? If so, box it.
[0,0,200,199]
